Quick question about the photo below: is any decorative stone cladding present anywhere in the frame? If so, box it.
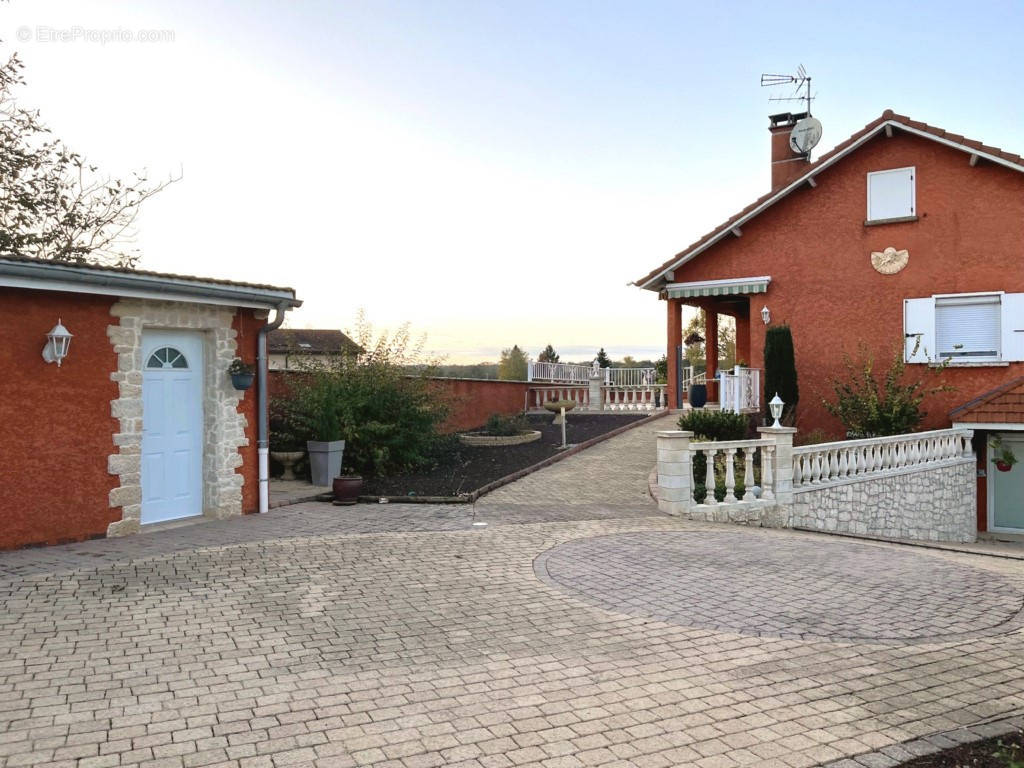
[791,459,976,543]
[106,300,248,536]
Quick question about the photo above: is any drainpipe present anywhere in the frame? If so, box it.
[258,304,289,513]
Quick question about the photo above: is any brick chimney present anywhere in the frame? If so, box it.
[769,112,811,189]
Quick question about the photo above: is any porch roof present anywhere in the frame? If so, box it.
[950,376,1024,426]
[664,275,771,300]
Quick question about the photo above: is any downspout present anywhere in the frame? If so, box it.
[258,304,289,513]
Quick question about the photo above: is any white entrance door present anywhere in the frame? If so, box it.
[141,330,204,524]
[989,433,1024,533]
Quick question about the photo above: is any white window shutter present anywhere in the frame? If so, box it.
[867,167,915,220]
[1001,292,1024,362]
[904,297,934,362]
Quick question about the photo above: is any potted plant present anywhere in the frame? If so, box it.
[227,358,255,390]
[990,437,1018,472]
[332,473,363,504]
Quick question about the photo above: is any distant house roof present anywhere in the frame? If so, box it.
[635,109,1024,291]
[268,329,361,355]
[0,254,301,309]
[951,377,1024,425]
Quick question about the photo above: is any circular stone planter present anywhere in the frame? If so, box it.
[458,430,542,447]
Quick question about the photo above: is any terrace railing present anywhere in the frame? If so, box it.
[528,362,658,387]
[792,428,973,489]
[718,366,761,413]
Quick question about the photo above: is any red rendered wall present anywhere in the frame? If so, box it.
[667,130,1024,437]
[0,289,120,549]
[233,310,264,514]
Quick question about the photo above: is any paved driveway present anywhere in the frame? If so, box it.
[2,419,1024,768]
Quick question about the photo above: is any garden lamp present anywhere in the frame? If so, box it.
[42,318,73,367]
[769,393,784,427]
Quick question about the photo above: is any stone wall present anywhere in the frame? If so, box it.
[790,459,976,543]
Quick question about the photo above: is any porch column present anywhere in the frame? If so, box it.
[666,298,682,409]
[705,309,719,402]
[735,304,751,366]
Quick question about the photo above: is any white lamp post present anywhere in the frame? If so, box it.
[768,392,784,428]
[761,305,771,325]
[42,319,73,367]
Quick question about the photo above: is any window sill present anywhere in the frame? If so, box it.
[926,361,1010,368]
[864,215,919,226]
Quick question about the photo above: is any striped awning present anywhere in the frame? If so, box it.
[665,275,771,300]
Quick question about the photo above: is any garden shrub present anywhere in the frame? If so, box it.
[823,340,952,437]
[677,409,749,441]
[277,313,451,476]
[483,413,528,436]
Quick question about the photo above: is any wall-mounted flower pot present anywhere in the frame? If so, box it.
[230,372,255,390]
[995,460,1013,473]
[307,439,345,486]
[333,475,363,505]
[688,383,707,408]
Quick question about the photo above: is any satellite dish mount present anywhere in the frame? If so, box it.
[760,65,822,156]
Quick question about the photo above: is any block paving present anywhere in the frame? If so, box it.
[2,414,1023,768]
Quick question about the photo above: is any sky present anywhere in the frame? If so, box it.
[5,1,1024,363]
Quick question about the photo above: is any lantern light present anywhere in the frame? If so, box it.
[42,319,73,367]
[761,305,771,325]
[769,393,784,428]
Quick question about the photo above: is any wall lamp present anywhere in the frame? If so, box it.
[761,305,771,325]
[42,319,73,367]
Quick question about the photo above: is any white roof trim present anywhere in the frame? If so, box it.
[640,119,1024,290]
[952,421,1024,431]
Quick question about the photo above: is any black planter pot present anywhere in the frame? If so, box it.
[230,372,255,390]
[688,383,707,408]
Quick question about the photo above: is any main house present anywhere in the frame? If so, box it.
[0,257,300,550]
[636,110,1024,537]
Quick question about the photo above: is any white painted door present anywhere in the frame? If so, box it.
[141,330,204,524]
[989,433,1024,533]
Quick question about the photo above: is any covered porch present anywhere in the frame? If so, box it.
[664,275,769,412]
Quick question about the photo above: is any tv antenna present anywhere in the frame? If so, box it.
[760,64,814,116]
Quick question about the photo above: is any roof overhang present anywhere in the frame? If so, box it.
[0,258,302,310]
[951,421,1024,431]
[638,118,1024,291]
[664,275,771,300]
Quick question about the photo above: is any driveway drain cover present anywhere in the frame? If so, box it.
[534,531,1023,642]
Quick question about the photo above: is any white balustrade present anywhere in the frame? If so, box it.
[524,385,590,411]
[688,438,774,505]
[606,367,657,387]
[792,428,974,489]
[528,362,593,384]
[600,384,667,411]
[718,366,761,413]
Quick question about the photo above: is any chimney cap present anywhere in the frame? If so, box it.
[769,111,808,128]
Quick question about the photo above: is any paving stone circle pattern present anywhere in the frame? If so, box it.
[535,531,1024,642]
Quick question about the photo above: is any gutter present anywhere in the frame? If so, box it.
[258,304,290,513]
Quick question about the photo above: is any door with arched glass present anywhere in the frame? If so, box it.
[141,330,204,523]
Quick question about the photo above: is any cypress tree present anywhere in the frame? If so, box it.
[764,325,799,424]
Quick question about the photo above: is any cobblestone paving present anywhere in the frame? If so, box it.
[536,531,1024,642]
[2,415,1024,768]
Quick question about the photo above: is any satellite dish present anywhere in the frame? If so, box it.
[790,116,822,154]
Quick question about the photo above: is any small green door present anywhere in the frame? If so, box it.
[990,434,1024,532]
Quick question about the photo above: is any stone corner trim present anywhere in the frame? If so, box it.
[105,300,250,537]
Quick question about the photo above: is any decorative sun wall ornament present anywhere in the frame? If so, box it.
[870,246,909,274]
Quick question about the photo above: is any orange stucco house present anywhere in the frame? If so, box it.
[636,110,1024,536]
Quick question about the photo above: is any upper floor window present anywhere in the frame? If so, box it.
[905,292,1024,364]
[867,167,915,222]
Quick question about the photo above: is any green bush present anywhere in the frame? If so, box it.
[677,409,749,441]
[277,313,451,476]
[764,324,799,425]
[823,340,952,437]
[483,413,528,436]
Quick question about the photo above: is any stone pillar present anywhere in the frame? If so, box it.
[588,373,604,411]
[657,430,693,516]
[666,298,682,409]
[758,426,797,524]
[705,309,719,403]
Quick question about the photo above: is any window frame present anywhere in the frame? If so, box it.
[866,166,916,222]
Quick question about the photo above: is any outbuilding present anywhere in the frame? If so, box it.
[0,256,301,549]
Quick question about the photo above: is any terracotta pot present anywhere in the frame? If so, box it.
[332,475,363,504]
[995,460,1013,473]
